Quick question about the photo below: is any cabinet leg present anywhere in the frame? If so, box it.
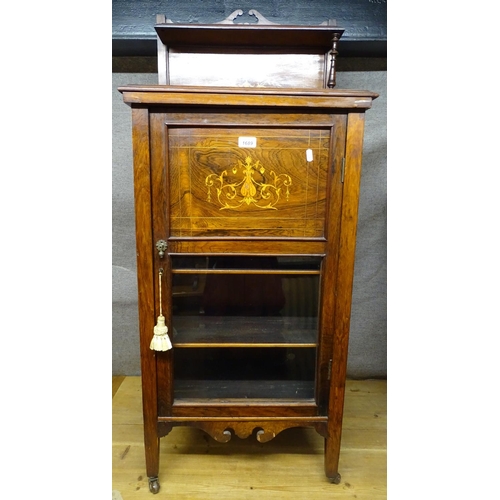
[144,432,160,493]
[324,437,342,484]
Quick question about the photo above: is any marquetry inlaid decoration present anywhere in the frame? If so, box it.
[167,125,331,238]
[205,156,292,210]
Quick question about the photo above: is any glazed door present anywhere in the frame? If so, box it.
[170,255,321,401]
[150,109,347,415]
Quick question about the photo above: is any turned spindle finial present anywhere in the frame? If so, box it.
[327,33,340,88]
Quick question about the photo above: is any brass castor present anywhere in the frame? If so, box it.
[328,472,341,484]
[148,477,160,494]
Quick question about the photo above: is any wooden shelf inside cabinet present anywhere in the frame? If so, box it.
[119,14,378,494]
[172,315,318,347]
[173,379,316,401]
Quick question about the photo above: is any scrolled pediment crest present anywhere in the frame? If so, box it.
[165,9,336,27]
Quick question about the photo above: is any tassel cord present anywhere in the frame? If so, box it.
[150,267,172,352]
[158,268,163,317]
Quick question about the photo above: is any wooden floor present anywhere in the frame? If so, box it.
[112,377,386,499]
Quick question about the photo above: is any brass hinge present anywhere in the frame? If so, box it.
[327,359,333,380]
[341,157,345,183]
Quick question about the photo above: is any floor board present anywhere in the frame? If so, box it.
[112,377,386,499]
[113,376,126,398]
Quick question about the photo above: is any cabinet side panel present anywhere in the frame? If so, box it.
[131,107,159,476]
[325,111,366,477]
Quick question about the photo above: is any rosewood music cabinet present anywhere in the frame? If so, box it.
[119,11,378,494]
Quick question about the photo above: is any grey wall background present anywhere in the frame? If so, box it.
[112,1,387,378]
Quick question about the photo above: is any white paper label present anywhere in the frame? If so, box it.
[238,136,257,148]
[306,148,313,162]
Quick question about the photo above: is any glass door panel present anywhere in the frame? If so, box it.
[171,256,321,401]
[171,256,320,343]
[174,347,316,400]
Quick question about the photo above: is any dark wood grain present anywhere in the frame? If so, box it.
[316,113,347,414]
[168,126,329,237]
[130,107,159,479]
[120,86,377,109]
[167,239,327,255]
[120,81,376,486]
[154,23,344,49]
[325,111,366,481]
[149,111,174,419]
[169,401,320,418]
[163,419,328,444]
[153,18,344,88]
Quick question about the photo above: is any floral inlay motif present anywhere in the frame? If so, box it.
[205,157,292,210]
